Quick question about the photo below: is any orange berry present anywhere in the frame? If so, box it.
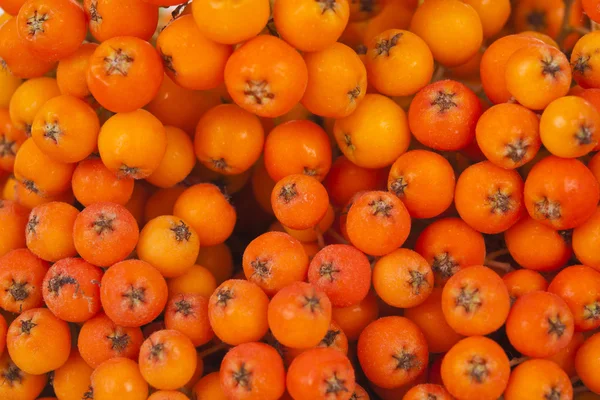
[302,42,367,118]
[502,269,548,303]
[404,288,464,353]
[0,248,49,313]
[273,0,349,52]
[387,150,455,219]
[0,0,27,15]
[224,35,308,118]
[100,260,168,328]
[0,351,47,400]
[506,291,574,358]
[13,138,75,197]
[548,265,600,332]
[173,183,237,246]
[308,244,372,307]
[545,332,585,379]
[7,307,71,374]
[146,74,223,135]
[264,120,332,182]
[332,290,379,341]
[455,161,525,234]
[346,190,411,256]
[325,155,387,207]
[56,43,97,99]
[71,158,134,206]
[505,359,572,400]
[167,264,217,299]
[30,95,99,163]
[283,204,335,243]
[0,107,27,173]
[373,248,433,309]
[475,103,541,169]
[513,0,565,40]
[242,231,309,296]
[505,44,571,110]
[571,31,600,89]
[415,217,486,285]
[193,372,227,400]
[271,174,330,230]
[441,336,510,400]
[462,0,510,38]
[77,312,144,369]
[42,257,102,322]
[194,104,265,175]
[73,202,139,267]
[146,126,196,188]
[572,205,600,271]
[25,201,78,262]
[366,29,433,96]
[287,347,355,400]
[408,79,482,151]
[334,94,411,168]
[0,18,55,79]
[137,215,200,278]
[164,293,213,347]
[220,342,286,400]
[0,199,29,257]
[358,316,428,389]
[98,109,167,180]
[540,96,600,158]
[196,243,235,285]
[144,186,186,224]
[156,15,232,91]
[208,279,269,345]
[85,0,158,41]
[90,357,148,400]
[442,266,510,336]
[268,281,332,349]
[362,0,413,44]
[524,156,599,230]
[403,384,453,400]
[53,349,94,400]
[16,0,87,62]
[575,332,600,394]
[87,36,164,113]
[148,391,189,400]
[480,34,544,104]
[139,329,197,390]
[192,0,269,45]
[505,216,572,272]
[410,0,483,67]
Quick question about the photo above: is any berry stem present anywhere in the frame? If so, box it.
[171,1,189,19]
[315,227,325,249]
[198,341,230,359]
[573,386,592,395]
[432,63,446,82]
[572,26,591,35]
[485,260,514,273]
[485,249,509,261]
[326,229,348,245]
[369,256,380,269]
[557,0,593,46]
[509,356,528,367]
[556,0,574,49]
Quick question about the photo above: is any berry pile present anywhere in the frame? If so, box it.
[0,0,600,399]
